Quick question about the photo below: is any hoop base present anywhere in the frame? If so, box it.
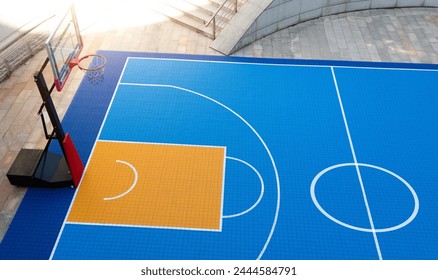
[69,58,80,69]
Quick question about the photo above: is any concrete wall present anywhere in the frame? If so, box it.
[230,0,438,53]
[0,15,53,84]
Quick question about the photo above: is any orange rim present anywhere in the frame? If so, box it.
[77,54,106,71]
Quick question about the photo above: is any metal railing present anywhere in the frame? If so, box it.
[205,0,239,39]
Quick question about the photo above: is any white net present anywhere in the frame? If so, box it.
[78,54,106,85]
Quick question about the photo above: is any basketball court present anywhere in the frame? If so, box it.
[1,6,438,261]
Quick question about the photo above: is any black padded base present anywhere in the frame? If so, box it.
[7,148,73,188]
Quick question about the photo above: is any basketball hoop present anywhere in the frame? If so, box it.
[71,54,106,85]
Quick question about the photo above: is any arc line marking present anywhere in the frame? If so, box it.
[103,160,138,201]
[119,82,281,260]
[331,67,383,260]
[223,156,265,219]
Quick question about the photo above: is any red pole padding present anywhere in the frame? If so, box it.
[62,133,84,187]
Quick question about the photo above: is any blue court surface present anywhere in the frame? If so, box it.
[1,51,438,260]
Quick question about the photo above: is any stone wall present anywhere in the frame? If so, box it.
[230,0,438,53]
[0,15,52,84]
[0,30,48,83]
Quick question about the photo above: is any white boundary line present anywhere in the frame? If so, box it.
[128,56,438,72]
[330,67,383,260]
[98,139,226,149]
[49,57,132,260]
[220,147,227,231]
[51,55,431,259]
[65,221,222,233]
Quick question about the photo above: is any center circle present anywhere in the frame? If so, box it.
[310,163,419,233]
